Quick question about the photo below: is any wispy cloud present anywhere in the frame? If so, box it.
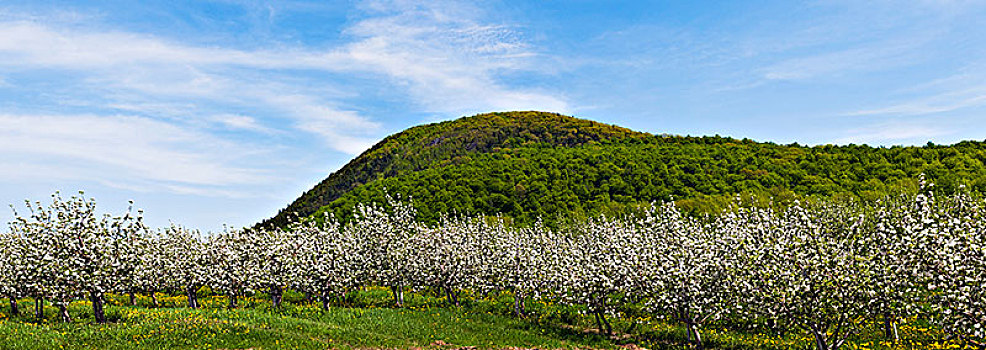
[0,21,324,69]
[752,3,946,83]
[0,2,568,151]
[210,114,279,135]
[0,18,380,155]
[847,91,986,116]
[0,114,270,190]
[761,39,927,81]
[835,121,951,145]
[846,66,986,117]
[336,1,570,115]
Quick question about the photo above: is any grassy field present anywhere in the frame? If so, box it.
[0,288,969,350]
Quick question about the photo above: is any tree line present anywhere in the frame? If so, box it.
[2,180,985,350]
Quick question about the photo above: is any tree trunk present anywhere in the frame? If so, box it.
[595,309,612,335]
[443,287,459,307]
[57,302,71,323]
[811,328,830,350]
[320,291,331,310]
[129,290,136,306]
[688,322,704,348]
[35,297,44,322]
[90,292,107,324]
[338,290,348,305]
[767,318,784,337]
[679,310,704,348]
[391,286,404,307]
[883,313,899,342]
[270,285,282,308]
[7,295,18,316]
[513,291,526,317]
[593,309,603,332]
[186,286,198,309]
[686,322,693,344]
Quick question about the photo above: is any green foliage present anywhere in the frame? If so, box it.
[261,111,986,227]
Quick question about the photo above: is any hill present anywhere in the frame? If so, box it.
[260,111,986,227]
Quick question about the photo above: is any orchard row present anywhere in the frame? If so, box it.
[1,180,984,350]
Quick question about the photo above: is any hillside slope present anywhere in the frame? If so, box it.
[261,111,986,227]
[260,111,647,228]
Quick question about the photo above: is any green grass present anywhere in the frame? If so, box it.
[0,289,615,350]
[0,288,969,350]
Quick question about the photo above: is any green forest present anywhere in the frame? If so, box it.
[260,111,986,227]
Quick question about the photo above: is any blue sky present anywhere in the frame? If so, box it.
[2,0,985,230]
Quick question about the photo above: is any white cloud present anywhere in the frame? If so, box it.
[211,114,278,134]
[0,19,380,155]
[106,102,197,118]
[761,37,929,81]
[835,122,951,145]
[336,1,570,115]
[0,114,270,190]
[0,4,568,152]
[846,68,986,117]
[0,21,317,69]
[847,92,986,116]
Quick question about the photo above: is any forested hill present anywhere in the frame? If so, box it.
[259,111,986,228]
[259,111,646,228]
